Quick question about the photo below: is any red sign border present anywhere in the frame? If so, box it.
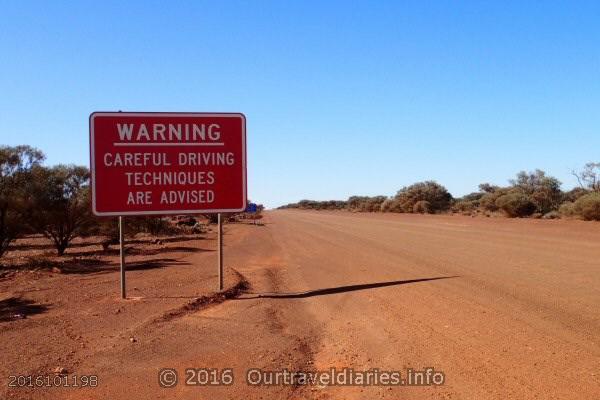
[89,111,247,216]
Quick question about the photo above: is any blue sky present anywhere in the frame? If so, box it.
[1,1,599,208]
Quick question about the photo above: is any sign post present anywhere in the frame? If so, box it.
[119,216,126,299]
[217,213,223,291]
[90,112,247,295]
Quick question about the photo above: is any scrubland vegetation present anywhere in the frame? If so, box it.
[0,145,262,260]
[280,166,600,221]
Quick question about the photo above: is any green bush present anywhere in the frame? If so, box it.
[413,200,432,214]
[479,188,510,212]
[510,170,563,214]
[347,196,387,212]
[563,187,589,203]
[572,193,600,221]
[129,216,179,235]
[542,211,561,219]
[393,181,452,213]
[479,193,498,211]
[379,198,395,212]
[279,199,347,210]
[495,193,536,217]
[452,199,478,213]
[559,201,576,217]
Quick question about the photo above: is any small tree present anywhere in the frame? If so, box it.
[0,145,45,258]
[572,162,600,192]
[27,165,94,255]
[510,170,563,214]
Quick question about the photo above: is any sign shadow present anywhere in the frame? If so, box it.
[239,276,458,299]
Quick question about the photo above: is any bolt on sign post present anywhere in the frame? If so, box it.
[90,112,247,297]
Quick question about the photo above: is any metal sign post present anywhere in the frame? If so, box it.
[119,216,126,299]
[217,213,224,291]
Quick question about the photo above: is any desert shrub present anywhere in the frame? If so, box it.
[542,211,561,219]
[137,217,177,235]
[334,201,347,209]
[572,192,600,221]
[495,193,536,217]
[563,187,589,202]
[413,200,432,214]
[96,216,181,244]
[366,196,387,212]
[379,198,396,212]
[317,200,345,210]
[279,199,348,210]
[295,200,336,210]
[92,218,120,251]
[347,196,368,210]
[530,188,562,214]
[190,222,207,234]
[452,200,478,213]
[203,213,220,223]
[479,193,498,211]
[452,192,483,213]
[322,200,343,210]
[559,201,576,217]
[347,196,387,212]
[0,145,45,258]
[202,212,242,224]
[393,181,452,213]
[296,200,311,209]
[510,170,563,214]
[479,188,510,212]
[462,192,485,202]
[175,216,198,226]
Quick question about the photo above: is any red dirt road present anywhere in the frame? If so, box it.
[2,211,600,399]
[263,211,600,399]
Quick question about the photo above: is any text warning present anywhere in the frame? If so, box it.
[90,112,247,216]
